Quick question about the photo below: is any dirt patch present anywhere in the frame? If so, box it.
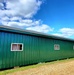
[7,60,74,75]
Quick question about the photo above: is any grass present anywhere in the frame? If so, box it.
[0,58,74,75]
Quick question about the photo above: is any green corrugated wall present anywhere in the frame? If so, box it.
[0,31,74,69]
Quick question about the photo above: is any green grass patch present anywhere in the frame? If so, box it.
[0,58,74,75]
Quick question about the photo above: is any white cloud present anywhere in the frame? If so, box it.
[60,28,74,36]
[0,0,42,18]
[1,16,54,33]
[53,33,64,37]
[10,17,21,21]
[1,18,40,27]
[7,0,19,3]
[1,16,10,21]
[0,0,3,3]
[53,28,74,37]
[0,2,3,9]
[26,24,53,33]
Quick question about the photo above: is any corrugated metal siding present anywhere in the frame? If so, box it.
[0,25,74,42]
[0,31,74,69]
[0,32,1,68]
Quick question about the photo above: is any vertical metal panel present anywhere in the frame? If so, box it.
[0,31,74,69]
[0,32,2,69]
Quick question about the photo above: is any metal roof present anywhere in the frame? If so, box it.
[0,25,74,42]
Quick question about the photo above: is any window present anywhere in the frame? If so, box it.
[54,44,60,50]
[73,46,74,50]
[11,43,23,51]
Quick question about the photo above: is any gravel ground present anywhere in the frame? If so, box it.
[7,60,74,75]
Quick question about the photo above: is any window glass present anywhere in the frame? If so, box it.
[11,43,23,51]
[54,44,60,50]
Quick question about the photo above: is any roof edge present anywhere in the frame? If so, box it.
[0,25,74,42]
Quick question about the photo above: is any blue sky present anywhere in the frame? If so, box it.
[0,0,74,39]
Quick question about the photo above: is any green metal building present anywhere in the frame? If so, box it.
[0,25,74,69]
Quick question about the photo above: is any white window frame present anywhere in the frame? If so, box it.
[73,46,74,50]
[11,43,23,51]
[54,44,60,50]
